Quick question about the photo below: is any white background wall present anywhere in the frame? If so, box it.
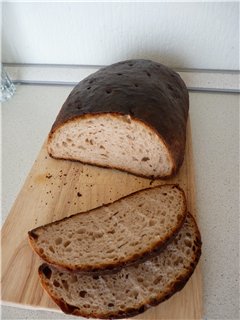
[2,2,239,70]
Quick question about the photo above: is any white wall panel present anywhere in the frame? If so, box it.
[2,2,239,70]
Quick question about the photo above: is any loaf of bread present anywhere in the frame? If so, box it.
[28,185,187,272]
[38,213,201,319]
[47,59,189,178]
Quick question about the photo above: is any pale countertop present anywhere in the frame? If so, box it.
[2,84,239,320]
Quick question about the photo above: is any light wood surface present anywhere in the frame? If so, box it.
[1,121,202,319]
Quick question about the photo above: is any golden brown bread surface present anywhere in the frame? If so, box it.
[38,213,201,319]
[28,185,187,272]
[47,59,189,178]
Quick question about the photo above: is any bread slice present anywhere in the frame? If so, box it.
[38,213,201,319]
[28,185,187,272]
[47,59,189,179]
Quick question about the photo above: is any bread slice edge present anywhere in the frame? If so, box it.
[38,212,201,319]
[28,184,187,273]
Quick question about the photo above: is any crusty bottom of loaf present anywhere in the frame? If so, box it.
[47,113,174,178]
[38,213,201,319]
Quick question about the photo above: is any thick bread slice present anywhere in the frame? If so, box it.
[38,213,201,319]
[47,59,189,178]
[28,185,187,272]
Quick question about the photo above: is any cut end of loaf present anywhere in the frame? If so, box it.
[47,114,173,178]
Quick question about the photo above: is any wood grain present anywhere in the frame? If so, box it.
[1,121,202,319]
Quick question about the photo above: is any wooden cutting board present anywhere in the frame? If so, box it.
[1,121,202,319]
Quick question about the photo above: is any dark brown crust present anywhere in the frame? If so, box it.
[47,59,189,178]
[28,184,187,273]
[38,213,202,319]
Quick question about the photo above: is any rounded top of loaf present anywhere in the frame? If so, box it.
[50,59,189,175]
[53,59,188,125]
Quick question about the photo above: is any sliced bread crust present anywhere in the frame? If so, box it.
[38,213,201,319]
[28,185,187,272]
[47,59,189,179]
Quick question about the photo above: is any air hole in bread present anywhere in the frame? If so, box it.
[39,248,44,254]
[79,290,87,298]
[134,83,139,87]
[117,73,122,75]
[87,87,91,90]
[77,228,86,234]
[145,71,151,77]
[149,219,156,226]
[55,237,62,245]
[42,265,52,279]
[53,280,60,287]
[49,246,55,253]
[184,239,192,247]
[62,141,67,147]
[107,230,115,235]
[64,241,71,248]
[108,303,114,307]
[106,89,112,94]
[137,277,144,282]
